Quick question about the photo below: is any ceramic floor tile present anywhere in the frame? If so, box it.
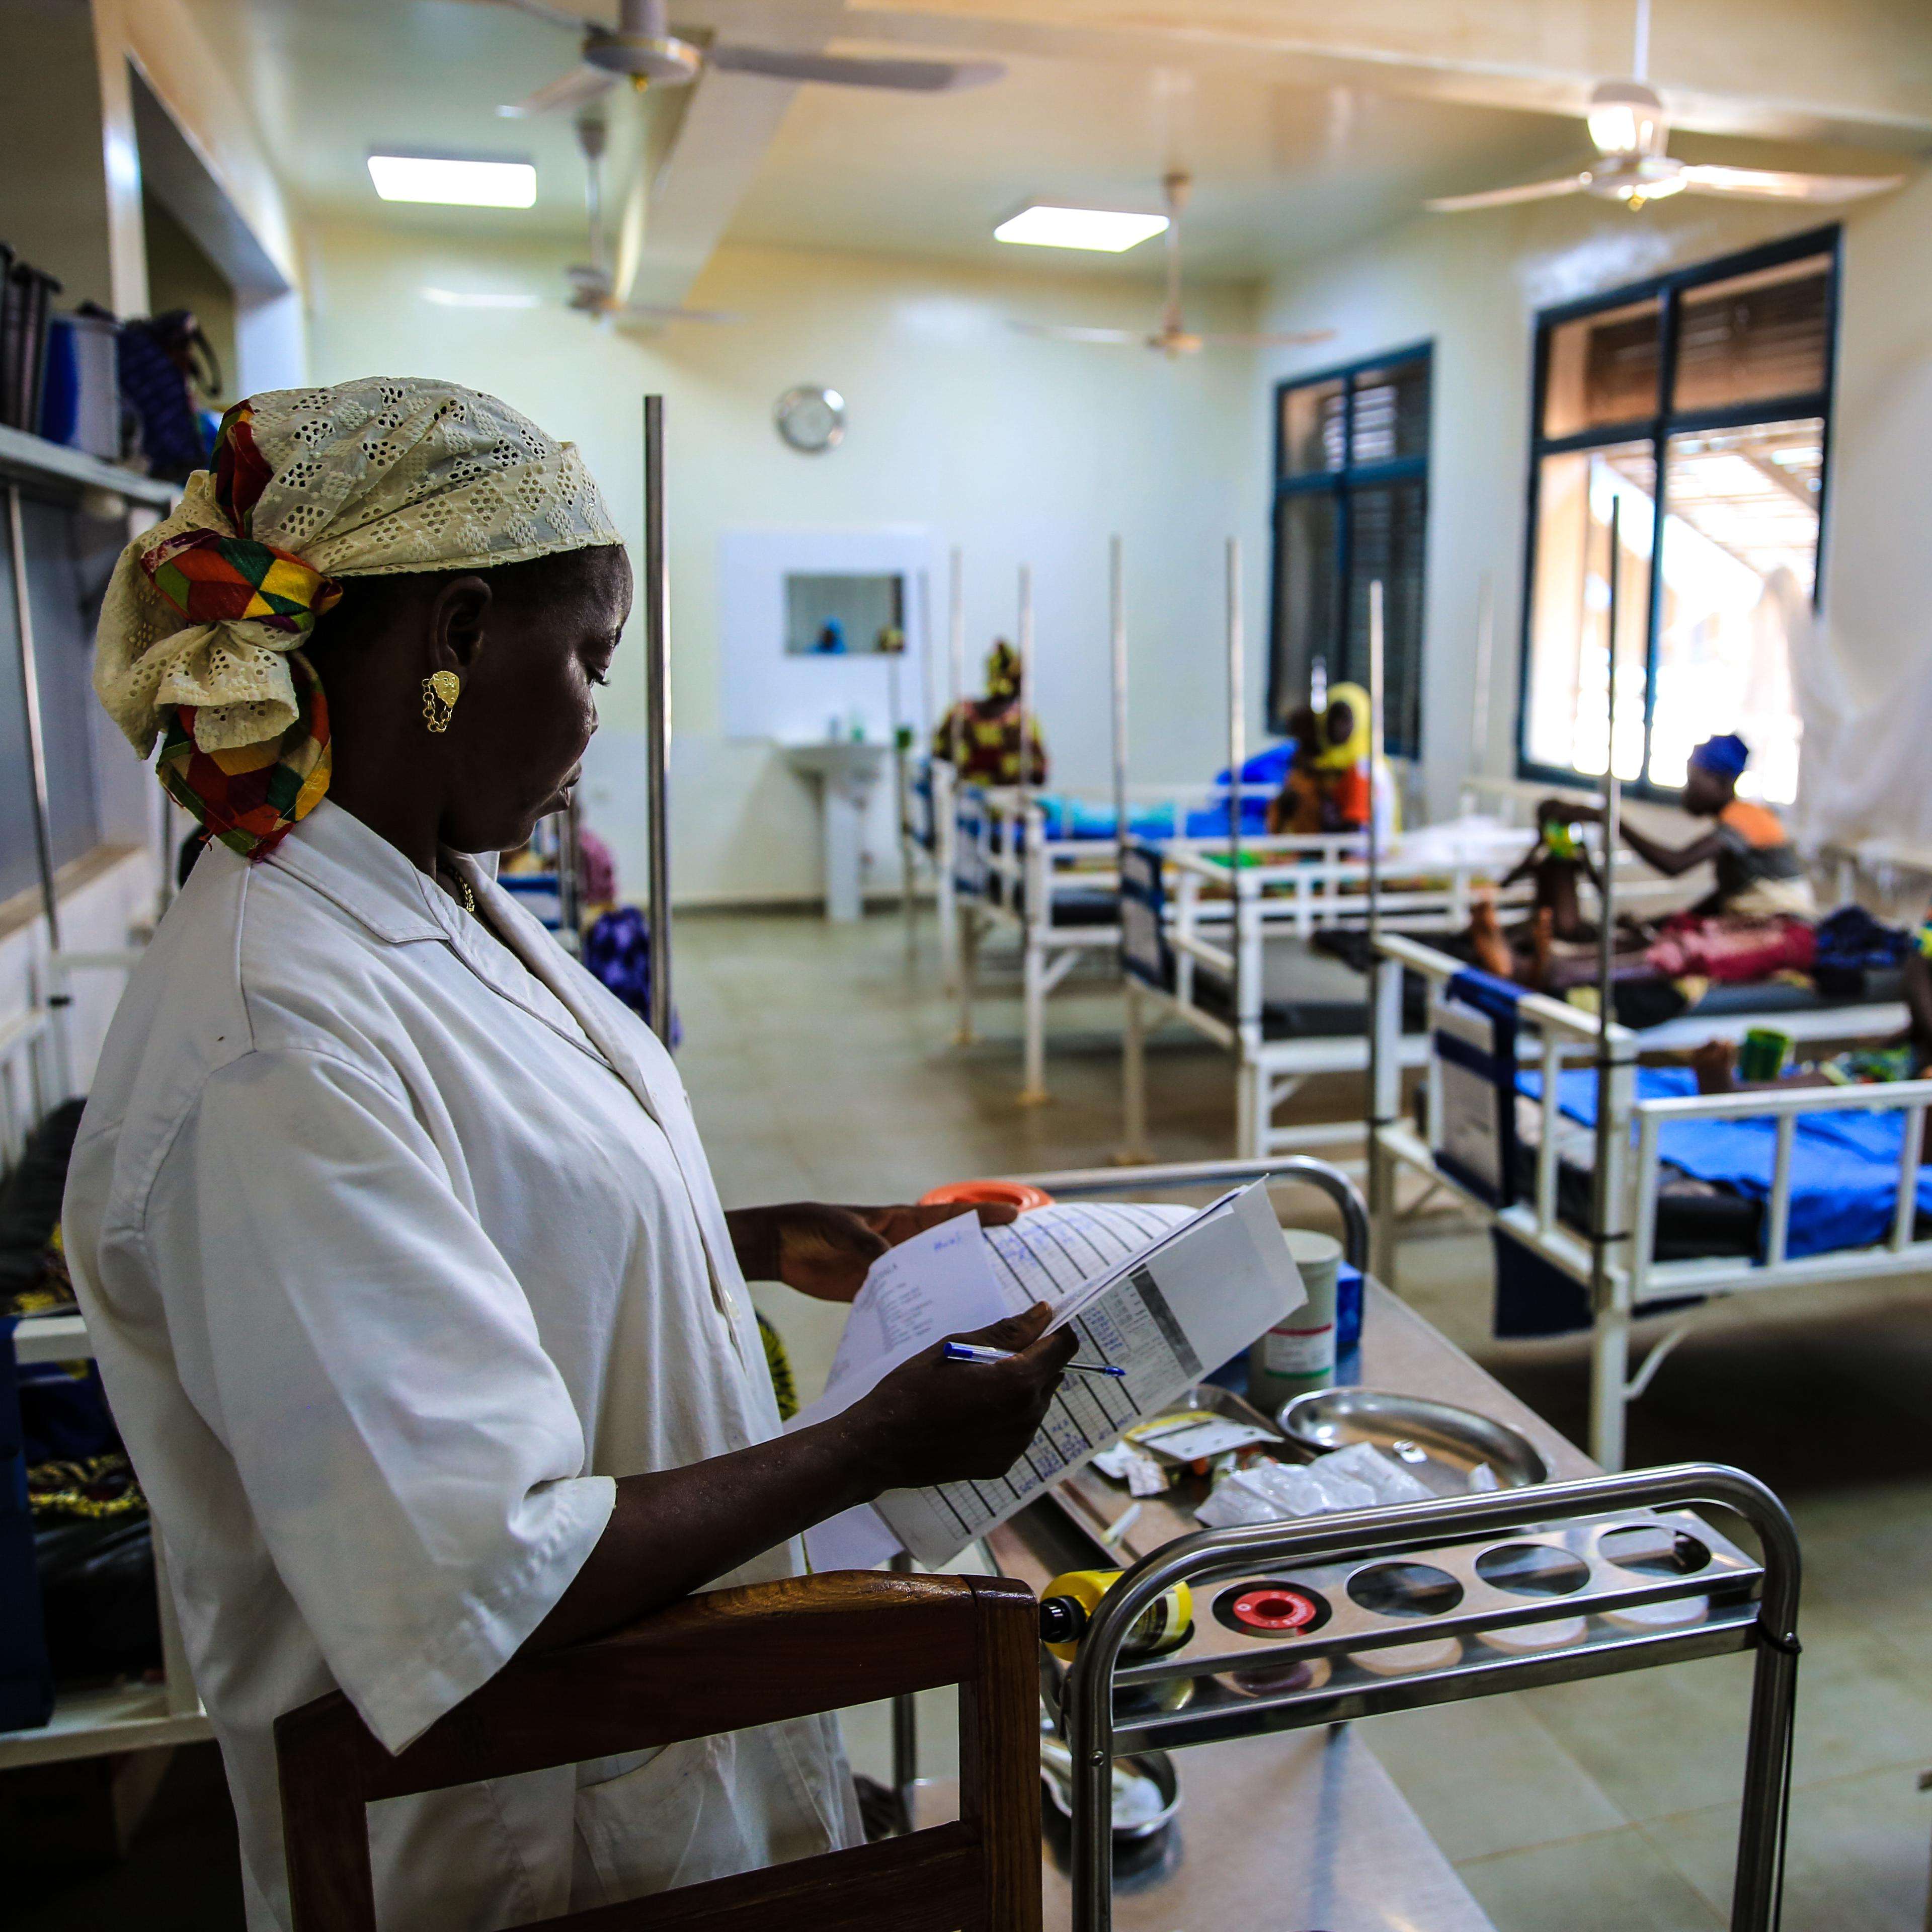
[1519,1653,1758,1823]
[1455,1826,1726,1931]
[674,906,1932,1924]
[1641,1764,1932,1932]
[1363,1695,1627,1863]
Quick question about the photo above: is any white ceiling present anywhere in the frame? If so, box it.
[180,0,1932,299]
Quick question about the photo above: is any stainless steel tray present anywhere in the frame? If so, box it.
[1276,1386,1549,1491]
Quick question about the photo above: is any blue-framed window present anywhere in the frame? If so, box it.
[1518,225,1838,804]
[1268,344,1431,758]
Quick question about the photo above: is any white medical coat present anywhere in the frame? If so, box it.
[62,800,860,1931]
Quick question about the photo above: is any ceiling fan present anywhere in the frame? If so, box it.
[1428,0,1904,213]
[1010,173,1335,359]
[561,112,734,324]
[486,0,1004,118]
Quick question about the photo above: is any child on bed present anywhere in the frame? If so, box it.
[1468,801,1605,986]
[1691,919,1932,1097]
[1265,704,1325,836]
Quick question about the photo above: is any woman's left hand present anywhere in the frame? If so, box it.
[725,1200,1019,1301]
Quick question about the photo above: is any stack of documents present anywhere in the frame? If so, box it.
[796,1184,1304,1567]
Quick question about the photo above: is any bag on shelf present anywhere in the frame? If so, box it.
[116,307,221,480]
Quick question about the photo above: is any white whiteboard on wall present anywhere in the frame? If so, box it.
[718,526,936,744]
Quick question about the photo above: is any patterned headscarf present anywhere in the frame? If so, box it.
[95,378,622,858]
[984,639,1021,704]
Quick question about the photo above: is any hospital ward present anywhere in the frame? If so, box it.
[8,4,1932,1929]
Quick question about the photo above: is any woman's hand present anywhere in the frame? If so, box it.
[840,1303,1076,1489]
[726,1200,1019,1302]
[526,1299,1069,1654]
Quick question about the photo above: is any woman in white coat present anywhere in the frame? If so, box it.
[63,380,1072,1931]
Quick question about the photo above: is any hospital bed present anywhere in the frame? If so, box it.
[1365,928,1926,1470]
[945,773,1277,1101]
[1115,824,1691,1163]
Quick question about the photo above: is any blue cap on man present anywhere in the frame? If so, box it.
[1688,733,1750,782]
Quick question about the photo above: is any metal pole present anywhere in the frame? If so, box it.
[1016,562,1033,803]
[556,794,583,953]
[1224,538,1245,1067]
[1469,569,1495,781]
[1589,499,1623,1320]
[1224,538,1243,859]
[1109,535,1128,859]
[7,486,60,954]
[1365,579,1387,1232]
[948,545,964,772]
[7,483,73,1102]
[642,395,673,1046]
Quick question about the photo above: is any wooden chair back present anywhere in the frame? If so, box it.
[275,1569,1041,1932]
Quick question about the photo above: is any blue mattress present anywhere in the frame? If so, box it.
[1525,1066,1932,1260]
[1033,793,1276,843]
[1029,742,1292,844]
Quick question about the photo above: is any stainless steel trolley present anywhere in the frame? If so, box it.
[1011,1159,1799,1932]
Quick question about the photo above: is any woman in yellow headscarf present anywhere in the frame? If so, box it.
[930,637,1048,785]
[1313,681,1400,842]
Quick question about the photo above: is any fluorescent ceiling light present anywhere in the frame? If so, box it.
[994,204,1168,252]
[421,286,542,309]
[368,153,536,208]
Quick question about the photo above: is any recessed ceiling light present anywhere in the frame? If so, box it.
[994,204,1169,252]
[368,153,536,208]
[421,286,543,309]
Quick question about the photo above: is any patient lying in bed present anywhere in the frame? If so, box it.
[1691,929,1932,1101]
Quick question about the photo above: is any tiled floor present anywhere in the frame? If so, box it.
[681,907,1932,1932]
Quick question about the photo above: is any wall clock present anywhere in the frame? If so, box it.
[775,385,846,454]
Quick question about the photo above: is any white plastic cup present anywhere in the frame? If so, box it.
[1250,1228,1342,1412]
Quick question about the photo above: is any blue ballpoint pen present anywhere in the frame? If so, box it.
[942,1340,1125,1378]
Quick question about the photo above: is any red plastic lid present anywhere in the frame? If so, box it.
[918,1179,1055,1213]
[1229,1586,1322,1632]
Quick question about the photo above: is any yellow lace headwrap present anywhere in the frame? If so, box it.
[94,378,622,856]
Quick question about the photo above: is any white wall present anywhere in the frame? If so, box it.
[306,226,1270,906]
[1251,179,1932,829]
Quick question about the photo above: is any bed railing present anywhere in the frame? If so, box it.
[1371,927,1932,1466]
[1626,1077,1932,1300]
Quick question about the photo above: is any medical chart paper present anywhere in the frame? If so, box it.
[870,1187,1303,1566]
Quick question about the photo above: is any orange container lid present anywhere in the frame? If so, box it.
[918,1178,1055,1214]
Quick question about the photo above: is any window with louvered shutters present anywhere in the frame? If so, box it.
[1269,347,1431,758]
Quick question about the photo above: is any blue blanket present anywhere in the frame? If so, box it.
[1033,793,1276,842]
[1525,1066,1932,1258]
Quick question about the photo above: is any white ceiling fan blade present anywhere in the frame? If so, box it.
[1194,329,1338,349]
[1678,164,1904,204]
[1426,172,1592,213]
[708,44,1003,91]
[1008,321,1142,344]
[500,65,615,117]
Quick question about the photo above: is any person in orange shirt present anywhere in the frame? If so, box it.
[1592,732,1814,922]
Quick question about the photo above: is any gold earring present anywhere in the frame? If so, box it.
[422,671,461,734]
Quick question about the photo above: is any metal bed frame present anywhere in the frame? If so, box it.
[1367,925,1932,1470]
